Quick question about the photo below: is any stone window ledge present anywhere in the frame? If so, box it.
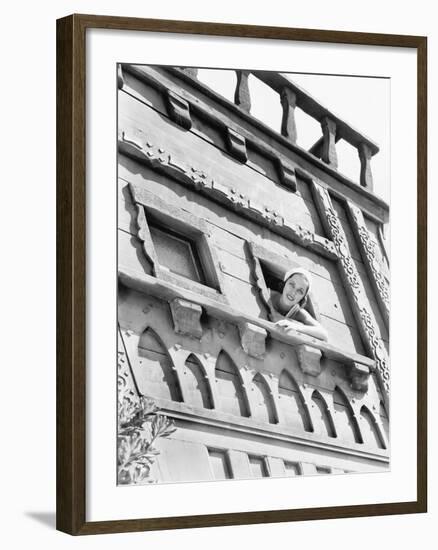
[152,397,389,463]
[119,264,375,376]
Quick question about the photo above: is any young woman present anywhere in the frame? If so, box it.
[268,268,328,342]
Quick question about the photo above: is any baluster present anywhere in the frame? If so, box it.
[280,88,298,143]
[234,70,251,113]
[321,116,338,169]
[358,142,374,190]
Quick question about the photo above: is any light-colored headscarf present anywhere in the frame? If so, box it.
[283,267,312,298]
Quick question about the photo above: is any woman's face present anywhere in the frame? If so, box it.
[281,274,309,308]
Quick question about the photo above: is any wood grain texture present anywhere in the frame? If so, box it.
[56,12,427,535]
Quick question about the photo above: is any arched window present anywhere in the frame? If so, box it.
[278,370,312,432]
[183,354,213,409]
[251,373,276,424]
[333,387,362,443]
[137,327,182,402]
[215,351,249,417]
[360,406,386,449]
[311,390,336,438]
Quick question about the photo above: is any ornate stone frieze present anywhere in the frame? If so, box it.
[166,90,192,130]
[239,322,267,358]
[169,298,203,339]
[346,201,390,326]
[118,130,338,260]
[311,181,390,402]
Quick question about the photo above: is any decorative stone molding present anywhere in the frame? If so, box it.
[234,70,251,113]
[118,130,337,260]
[166,90,192,130]
[311,181,390,404]
[349,362,370,392]
[346,201,389,326]
[296,344,322,376]
[169,298,203,339]
[239,322,267,358]
[226,127,248,163]
[277,160,297,192]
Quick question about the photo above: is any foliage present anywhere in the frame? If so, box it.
[117,395,176,485]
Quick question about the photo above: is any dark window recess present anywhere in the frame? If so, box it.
[248,456,269,478]
[149,223,206,284]
[316,466,331,475]
[208,449,232,480]
[259,261,283,292]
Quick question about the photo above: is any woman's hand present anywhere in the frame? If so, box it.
[275,319,301,333]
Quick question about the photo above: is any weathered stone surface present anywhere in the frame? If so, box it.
[239,322,267,358]
[169,298,203,339]
[296,344,322,376]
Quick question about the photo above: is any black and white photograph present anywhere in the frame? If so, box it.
[117,64,391,486]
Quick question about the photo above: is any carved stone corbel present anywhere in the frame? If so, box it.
[169,298,203,339]
[226,127,248,163]
[296,344,322,376]
[349,362,370,392]
[166,90,192,130]
[239,322,267,358]
[277,160,297,192]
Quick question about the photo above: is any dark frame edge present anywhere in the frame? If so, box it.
[56,13,428,536]
[416,36,428,514]
[56,14,87,535]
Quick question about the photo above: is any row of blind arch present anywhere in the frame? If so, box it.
[135,327,388,450]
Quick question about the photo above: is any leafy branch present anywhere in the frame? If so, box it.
[117,395,176,485]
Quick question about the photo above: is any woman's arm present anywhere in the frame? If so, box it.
[275,309,328,342]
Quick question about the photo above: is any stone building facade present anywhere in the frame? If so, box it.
[117,65,390,484]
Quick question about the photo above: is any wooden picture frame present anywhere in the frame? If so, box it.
[57,13,427,535]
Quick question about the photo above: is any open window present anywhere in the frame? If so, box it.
[247,240,321,322]
[128,182,228,304]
